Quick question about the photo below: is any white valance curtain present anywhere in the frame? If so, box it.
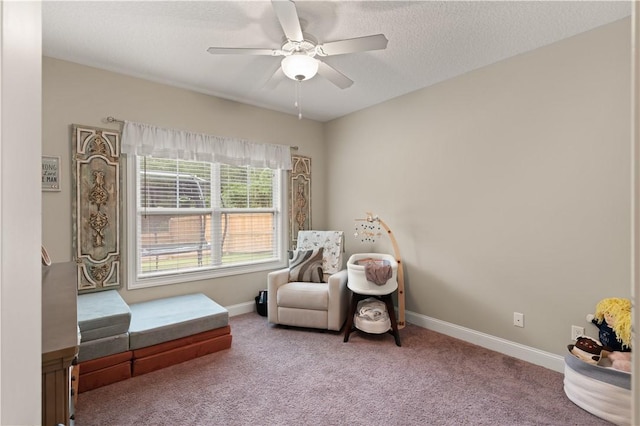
[121,121,292,170]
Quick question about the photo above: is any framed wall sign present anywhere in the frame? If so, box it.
[42,155,61,191]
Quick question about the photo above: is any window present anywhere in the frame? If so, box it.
[127,156,286,288]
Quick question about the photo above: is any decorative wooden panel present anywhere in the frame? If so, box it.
[289,155,311,249]
[72,125,121,293]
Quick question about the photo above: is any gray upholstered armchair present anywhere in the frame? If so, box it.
[267,230,348,331]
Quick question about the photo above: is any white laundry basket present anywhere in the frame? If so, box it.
[354,297,391,334]
[347,253,398,295]
[563,352,631,425]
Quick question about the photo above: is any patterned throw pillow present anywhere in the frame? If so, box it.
[288,248,324,283]
[296,231,344,275]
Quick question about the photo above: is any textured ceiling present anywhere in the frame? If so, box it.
[42,1,632,122]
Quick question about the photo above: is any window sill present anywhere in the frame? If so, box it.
[127,259,287,290]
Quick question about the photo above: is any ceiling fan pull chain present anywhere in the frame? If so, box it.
[295,80,302,120]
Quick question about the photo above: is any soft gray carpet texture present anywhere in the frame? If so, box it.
[76,313,611,425]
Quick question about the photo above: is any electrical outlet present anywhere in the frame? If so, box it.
[513,312,524,328]
[571,325,584,341]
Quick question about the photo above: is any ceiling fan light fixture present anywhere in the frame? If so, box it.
[281,54,318,81]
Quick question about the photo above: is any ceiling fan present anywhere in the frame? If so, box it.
[206,0,388,90]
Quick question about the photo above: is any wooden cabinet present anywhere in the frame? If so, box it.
[42,262,78,426]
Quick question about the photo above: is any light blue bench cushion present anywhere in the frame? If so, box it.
[77,290,131,342]
[78,332,129,363]
[128,293,229,350]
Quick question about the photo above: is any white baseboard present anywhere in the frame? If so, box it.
[405,310,565,373]
[225,302,565,373]
[226,301,256,317]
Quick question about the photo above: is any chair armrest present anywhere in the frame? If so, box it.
[326,269,349,331]
[327,269,347,294]
[267,268,290,324]
[268,268,290,290]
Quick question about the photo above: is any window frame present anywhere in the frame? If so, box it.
[125,154,288,290]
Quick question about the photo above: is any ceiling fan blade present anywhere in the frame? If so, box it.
[316,61,353,89]
[263,67,285,90]
[316,34,388,56]
[271,0,303,42]
[207,47,282,56]
[257,60,285,90]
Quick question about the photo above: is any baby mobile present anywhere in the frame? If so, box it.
[354,212,405,328]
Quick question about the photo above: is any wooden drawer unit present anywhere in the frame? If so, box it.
[42,262,78,426]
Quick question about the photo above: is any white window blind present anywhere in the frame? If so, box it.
[132,156,284,285]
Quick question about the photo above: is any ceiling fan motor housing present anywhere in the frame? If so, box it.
[281,53,318,81]
[281,36,317,56]
[281,34,319,81]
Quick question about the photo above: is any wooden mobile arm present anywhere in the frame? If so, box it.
[360,212,406,329]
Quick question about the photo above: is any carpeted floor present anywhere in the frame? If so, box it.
[75,313,611,425]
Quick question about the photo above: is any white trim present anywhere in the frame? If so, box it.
[405,310,565,373]
[226,301,256,317]
[631,4,639,425]
[1,2,42,423]
[129,261,288,290]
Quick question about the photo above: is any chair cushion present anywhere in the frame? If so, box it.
[128,293,228,350]
[77,290,131,342]
[297,230,344,274]
[277,282,328,310]
[288,248,323,283]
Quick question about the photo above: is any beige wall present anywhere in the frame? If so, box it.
[325,18,632,355]
[42,57,325,306]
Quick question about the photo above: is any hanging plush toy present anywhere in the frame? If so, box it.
[588,298,632,352]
